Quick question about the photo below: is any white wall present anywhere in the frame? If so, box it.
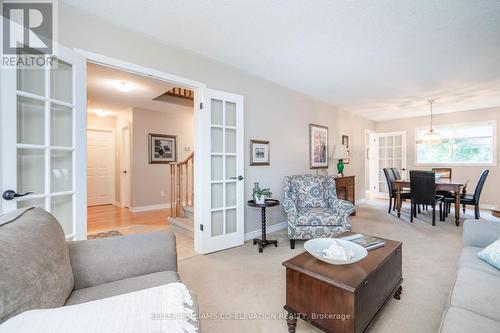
[60,4,374,232]
[375,107,499,206]
[131,107,194,208]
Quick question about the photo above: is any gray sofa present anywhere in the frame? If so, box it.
[0,207,199,330]
[439,219,500,333]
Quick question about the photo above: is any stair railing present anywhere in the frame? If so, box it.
[169,152,194,218]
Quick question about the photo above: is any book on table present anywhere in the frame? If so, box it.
[340,233,385,251]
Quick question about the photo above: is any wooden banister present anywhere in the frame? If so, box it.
[169,152,194,218]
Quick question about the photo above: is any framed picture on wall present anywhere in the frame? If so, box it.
[309,124,329,169]
[148,133,177,164]
[250,140,270,166]
[342,135,350,164]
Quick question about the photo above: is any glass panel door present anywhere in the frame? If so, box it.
[1,45,86,240]
[374,132,407,198]
[204,89,244,253]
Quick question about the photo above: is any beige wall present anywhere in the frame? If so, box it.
[60,4,374,231]
[375,107,499,206]
[131,107,194,208]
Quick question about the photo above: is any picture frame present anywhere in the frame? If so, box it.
[148,133,177,164]
[342,135,350,164]
[309,124,329,169]
[250,140,270,166]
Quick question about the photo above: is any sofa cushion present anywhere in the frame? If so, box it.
[459,247,500,277]
[0,207,74,323]
[440,306,500,333]
[66,271,180,305]
[451,267,500,322]
[292,175,328,209]
[296,208,345,226]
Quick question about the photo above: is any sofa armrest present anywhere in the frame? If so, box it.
[463,219,500,248]
[68,231,177,290]
[328,198,355,216]
[283,198,298,216]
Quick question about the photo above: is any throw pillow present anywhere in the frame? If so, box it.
[477,238,500,270]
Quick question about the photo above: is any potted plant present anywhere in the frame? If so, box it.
[253,187,272,204]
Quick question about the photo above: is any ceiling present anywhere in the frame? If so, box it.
[87,63,191,116]
[67,0,500,121]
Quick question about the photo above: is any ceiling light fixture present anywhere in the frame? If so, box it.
[422,99,441,144]
[95,109,110,117]
[114,80,134,92]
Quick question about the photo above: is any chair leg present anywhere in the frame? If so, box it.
[463,204,466,214]
[414,204,417,218]
[388,197,392,214]
[474,205,480,219]
[418,205,421,214]
[439,202,444,221]
[290,239,296,250]
[410,203,414,223]
[432,205,436,226]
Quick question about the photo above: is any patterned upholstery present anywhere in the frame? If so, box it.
[284,175,355,241]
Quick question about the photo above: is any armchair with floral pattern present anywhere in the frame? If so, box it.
[283,174,355,249]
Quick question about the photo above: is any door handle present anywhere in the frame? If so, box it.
[2,190,34,201]
[230,176,244,181]
[122,170,127,174]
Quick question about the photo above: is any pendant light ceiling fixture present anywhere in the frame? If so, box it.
[423,99,441,144]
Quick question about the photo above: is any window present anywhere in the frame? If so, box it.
[416,121,496,165]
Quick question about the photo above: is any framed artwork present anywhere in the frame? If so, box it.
[342,135,350,164]
[250,140,270,166]
[148,133,177,164]
[309,124,329,169]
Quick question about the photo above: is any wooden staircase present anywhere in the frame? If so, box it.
[168,152,194,238]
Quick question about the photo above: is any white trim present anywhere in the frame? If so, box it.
[414,120,497,167]
[244,221,287,241]
[75,49,207,253]
[130,203,172,213]
[355,198,366,205]
[113,201,121,207]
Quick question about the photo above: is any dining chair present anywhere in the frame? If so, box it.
[443,169,489,219]
[391,168,402,180]
[409,170,444,226]
[433,167,453,213]
[383,168,411,214]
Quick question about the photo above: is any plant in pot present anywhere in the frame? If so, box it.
[253,187,272,204]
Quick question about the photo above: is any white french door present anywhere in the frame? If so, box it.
[373,131,407,198]
[0,45,87,240]
[201,89,244,254]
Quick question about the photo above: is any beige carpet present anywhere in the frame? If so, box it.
[179,200,498,332]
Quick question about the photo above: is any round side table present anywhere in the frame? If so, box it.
[247,199,280,253]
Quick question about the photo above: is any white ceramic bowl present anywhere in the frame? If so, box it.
[304,238,368,265]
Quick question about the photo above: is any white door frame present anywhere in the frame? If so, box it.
[74,49,207,253]
[120,125,131,208]
[87,127,115,206]
[364,128,376,200]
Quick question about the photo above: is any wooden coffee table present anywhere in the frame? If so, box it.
[282,234,403,333]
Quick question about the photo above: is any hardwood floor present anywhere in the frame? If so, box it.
[87,205,170,235]
[87,204,196,261]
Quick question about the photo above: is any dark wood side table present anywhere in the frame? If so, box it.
[283,233,403,333]
[333,176,356,216]
[247,199,280,253]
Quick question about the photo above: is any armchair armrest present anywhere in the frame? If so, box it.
[283,198,298,216]
[328,198,355,216]
[68,231,177,290]
[463,219,500,248]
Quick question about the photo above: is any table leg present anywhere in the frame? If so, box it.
[286,311,297,333]
[396,187,402,218]
[454,192,460,227]
[252,207,278,253]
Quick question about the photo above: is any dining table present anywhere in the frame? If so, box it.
[394,178,469,226]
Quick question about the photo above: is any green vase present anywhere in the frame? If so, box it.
[337,159,345,175]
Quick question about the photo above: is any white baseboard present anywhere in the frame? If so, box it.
[355,198,366,205]
[244,221,287,241]
[112,201,121,207]
[130,203,172,213]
